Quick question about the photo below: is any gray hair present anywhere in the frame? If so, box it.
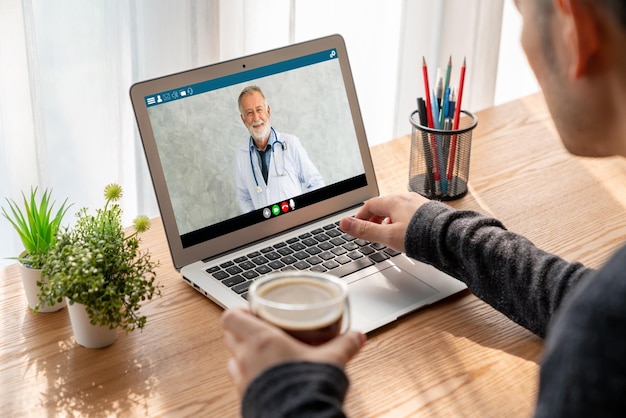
[238,85,267,114]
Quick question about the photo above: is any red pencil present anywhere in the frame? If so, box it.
[422,57,435,129]
[422,57,441,195]
[446,57,466,185]
[452,57,466,130]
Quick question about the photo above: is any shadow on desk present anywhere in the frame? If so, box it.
[368,290,541,365]
[3,269,239,417]
[345,290,543,417]
[17,309,157,417]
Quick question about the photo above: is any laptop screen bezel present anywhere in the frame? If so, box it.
[130,34,379,270]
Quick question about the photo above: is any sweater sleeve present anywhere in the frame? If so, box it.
[534,244,626,417]
[404,201,594,337]
[241,362,348,418]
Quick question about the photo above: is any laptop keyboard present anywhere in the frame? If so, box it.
[205,221,401,299]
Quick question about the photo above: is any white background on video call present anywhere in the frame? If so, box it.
[147,58,364,236]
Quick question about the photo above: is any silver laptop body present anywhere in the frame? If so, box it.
[130,34,466,333]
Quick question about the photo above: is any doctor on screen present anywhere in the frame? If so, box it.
[234,85,325,213]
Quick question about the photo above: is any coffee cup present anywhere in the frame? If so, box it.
[248,271,350,346]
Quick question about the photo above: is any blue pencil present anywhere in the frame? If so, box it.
[431,92,448,195]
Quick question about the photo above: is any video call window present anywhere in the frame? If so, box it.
[146,50,365,247]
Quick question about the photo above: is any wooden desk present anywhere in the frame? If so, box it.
[2,93,625,417]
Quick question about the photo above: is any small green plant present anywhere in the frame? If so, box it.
[2,188,71,269]
[39,183,160,332]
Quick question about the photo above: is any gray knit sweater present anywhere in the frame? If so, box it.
[241,201,625,417]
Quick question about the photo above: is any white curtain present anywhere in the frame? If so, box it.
[0,0,503,265]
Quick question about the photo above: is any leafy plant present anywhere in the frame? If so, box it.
[1,188,71,269]
[38,183,160,332]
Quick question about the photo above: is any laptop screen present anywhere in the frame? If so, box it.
[131,35,378,269]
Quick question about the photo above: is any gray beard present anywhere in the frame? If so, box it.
[250,123,270,144]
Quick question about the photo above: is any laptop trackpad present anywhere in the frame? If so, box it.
[349,265,439,329]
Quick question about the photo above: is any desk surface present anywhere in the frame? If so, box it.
[2,93,626,417]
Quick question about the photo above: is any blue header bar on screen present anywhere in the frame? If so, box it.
[145,48,338,107]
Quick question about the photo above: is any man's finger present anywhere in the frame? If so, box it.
[227,357,244,394]
[223,329,240,350]
[221,307,268,339]
[354,196,395,221]
[340,216,385,241]
[315,330,366,365]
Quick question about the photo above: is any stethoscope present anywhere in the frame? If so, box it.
[249,127,287,193]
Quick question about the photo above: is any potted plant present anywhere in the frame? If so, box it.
[38,183,161,348]
[2,188,71,312]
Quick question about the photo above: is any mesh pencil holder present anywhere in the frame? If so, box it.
[409,110,478,200]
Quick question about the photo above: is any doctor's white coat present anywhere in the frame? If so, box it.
[234,131,325,213]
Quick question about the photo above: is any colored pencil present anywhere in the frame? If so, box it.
[417,97,434,194]
[422,57,442,195]
[439,56,452,128]
[422,57,435,129]
[432,91,448,194]
[446,57,466,190]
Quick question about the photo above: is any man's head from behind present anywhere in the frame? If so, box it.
[516,0,626,158]
[239,85,272,147]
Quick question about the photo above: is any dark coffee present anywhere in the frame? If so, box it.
[279,316,343,346]
[252,276,346,346]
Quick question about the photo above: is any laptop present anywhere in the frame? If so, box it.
[129,34,466,333]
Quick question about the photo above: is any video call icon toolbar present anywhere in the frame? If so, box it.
[146,87,194,106]
[262,199,295,219]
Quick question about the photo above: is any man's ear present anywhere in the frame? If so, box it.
[557,0,602,79]
[240,114,245,124]
[267,104,271,117]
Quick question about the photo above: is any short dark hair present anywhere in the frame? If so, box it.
[539,0,626,28]
[599,0,626,28]
[538,0,626,69]
[538,0,557,69]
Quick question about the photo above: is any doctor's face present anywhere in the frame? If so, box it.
[240,91,272,146]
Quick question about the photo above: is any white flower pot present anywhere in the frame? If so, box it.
[66,300,118,348]
[17,262,66,312]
